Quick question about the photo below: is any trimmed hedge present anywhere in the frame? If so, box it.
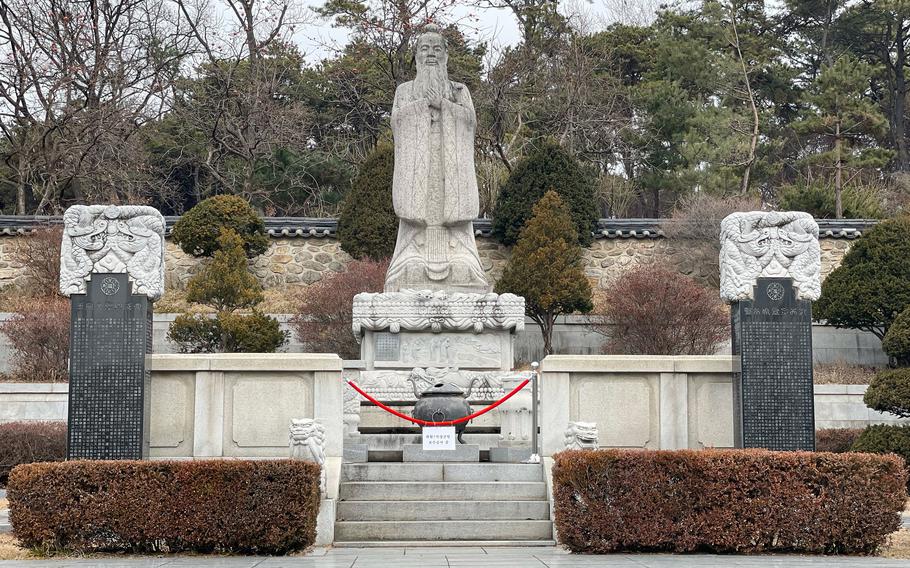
[553,449,907,554]
[0,422,66,486]
[8,460,320,554]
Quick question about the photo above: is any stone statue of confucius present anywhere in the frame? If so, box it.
[385,24,488,293]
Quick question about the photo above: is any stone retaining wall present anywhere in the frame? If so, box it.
[0,233,853,296]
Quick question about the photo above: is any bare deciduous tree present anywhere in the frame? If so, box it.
[0,0,195,212]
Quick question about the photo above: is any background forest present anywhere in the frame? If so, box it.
[1,0,909,220]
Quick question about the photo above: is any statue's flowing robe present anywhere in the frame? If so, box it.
[390,81,479,224]
[385,80,487,292]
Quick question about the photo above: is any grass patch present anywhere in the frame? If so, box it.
[0,534,31,560]
[882,528,910,559]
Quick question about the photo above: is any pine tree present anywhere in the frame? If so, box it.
[791,55,893,218]
[186,229,263,312]
[495,191,593,355]
[337,143,397,260]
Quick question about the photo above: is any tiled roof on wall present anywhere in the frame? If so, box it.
[0,215,878,239]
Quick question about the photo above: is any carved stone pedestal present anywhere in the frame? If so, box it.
[349,291,528,456]
[353,290,525,372]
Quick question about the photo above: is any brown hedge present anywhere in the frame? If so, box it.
[8,459,320,554]
[553,449,907,555]
[816,428,865,453]
[0,422,66,486]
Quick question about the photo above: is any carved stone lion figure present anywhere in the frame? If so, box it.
[719,211,820,303]
[564,421,599,450]
[289,418,326,493]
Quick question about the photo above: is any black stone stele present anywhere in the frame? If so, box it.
[67,273,152,459]
[731,277,815,451]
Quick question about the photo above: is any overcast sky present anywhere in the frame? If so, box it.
[294,0,660,63]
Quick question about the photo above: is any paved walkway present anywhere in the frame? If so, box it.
[1,493,908,567]
[0,547,909,567]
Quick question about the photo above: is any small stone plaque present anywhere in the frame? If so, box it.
[374,332,400,361]
[68,273,152,460]
[731,277,815,451]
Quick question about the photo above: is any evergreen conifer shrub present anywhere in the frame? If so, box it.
[337,144,397,260]
[815,216,910,340]
[495,191,592,354]
[492,142,597,246]
[168,206,286,353]
[863,369,910,419]
[882,306,910,366]
[172,195,269,258]
[851,424,910,488]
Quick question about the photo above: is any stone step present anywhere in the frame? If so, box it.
[334,520,553,542]
[337,500,550,521]
[341,462,543,482]
[339,481,547,501]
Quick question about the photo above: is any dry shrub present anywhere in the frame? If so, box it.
[662,193,762,242]
[0,422,66,486]
[814,360,877,385]
[0,296,69,382]
[553,449,908,554]
[13,226,62,298]
[816,428,865,453]
[592,265,728,355]
[291,258,388,359]
[8,459,320,554]
[661,194,761,288]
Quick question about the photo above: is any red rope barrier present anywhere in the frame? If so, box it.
[347,377,531,426]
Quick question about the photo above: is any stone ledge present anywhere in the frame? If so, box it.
[541,354,737,374]
[148,353,343,372]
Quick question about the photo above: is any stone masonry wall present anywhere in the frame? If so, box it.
[0,233,852,297]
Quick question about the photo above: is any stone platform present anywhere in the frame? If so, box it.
[402,444,479,462]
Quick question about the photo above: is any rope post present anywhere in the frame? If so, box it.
[530,361,540,463]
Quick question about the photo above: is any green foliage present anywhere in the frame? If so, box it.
[172,195,269,258]
[168,311,287,354]
[864,369,910,419]
[186,230,263,311]
[170,225,285,354]
[883,307,910,366]
[792,54,893,169]
[167,313,223,354]
[851,424,910,488]
[492,142,596,246]
[337,144,397,260]
[218,311,288,353]
[779,182,885,219]
[815,217,910,339]
[495,191,592,354]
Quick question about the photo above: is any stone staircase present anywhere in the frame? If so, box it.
[334,462,554,546]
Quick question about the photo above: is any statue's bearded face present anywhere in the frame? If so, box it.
[414,33,452,101]
[416,34,448,71]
